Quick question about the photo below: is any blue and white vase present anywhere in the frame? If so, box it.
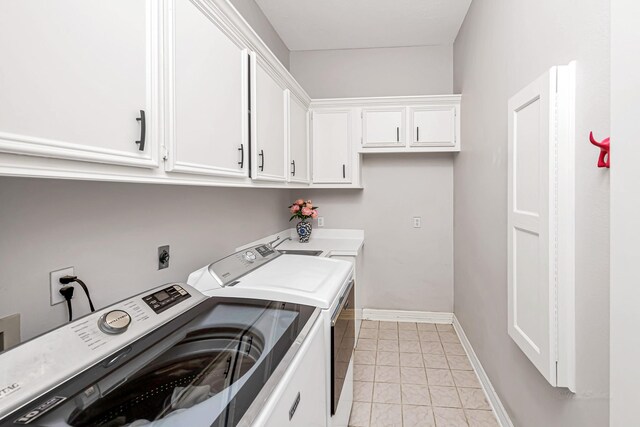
[296,220,312,243]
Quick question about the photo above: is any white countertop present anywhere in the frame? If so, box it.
[238,228,364,258]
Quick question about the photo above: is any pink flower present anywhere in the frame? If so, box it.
[311,210,318,219]
[295,199,304,206]
[290,205,300,213]
[301,207,312,216]
[306,199,312,206]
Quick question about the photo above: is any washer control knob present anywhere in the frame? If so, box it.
[98,310,132,335]
[243,251,257,263]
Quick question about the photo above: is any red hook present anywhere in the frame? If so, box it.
[589,132,610,168]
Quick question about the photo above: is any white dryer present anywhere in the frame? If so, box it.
[188,242,356,427]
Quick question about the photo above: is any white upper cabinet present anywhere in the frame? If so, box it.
[314,96,461,155]
[312,110,353,184]
[0,0,159,168]
[164,0,248,178]
[251,57,287,182]
[362,108,405,147]
[410,106,457,148]
[288,93,310,183]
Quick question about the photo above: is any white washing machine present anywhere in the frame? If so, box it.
[0,283,320,427]
[188,242,356,427]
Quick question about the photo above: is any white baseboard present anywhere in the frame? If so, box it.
[362,308,454,324]
[453,315,514,427]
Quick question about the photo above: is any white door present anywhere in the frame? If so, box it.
[165,0,248,178]
[312,110,352,184]
[0,0,159,168]
[507,68,557,386]
[362,108,404,147]
[252,57,287,182]
[288,93,310,183]
[410,107,456,147]
[611,1,640,424]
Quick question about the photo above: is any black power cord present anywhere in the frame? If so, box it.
[59,286,74,322]
[59,275,96,319]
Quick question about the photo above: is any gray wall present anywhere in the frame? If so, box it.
[453,0,610,426]
[290,45,453,98]
[0,178,290,340]
[305,155,454,312]
[228,0,290,68]
[290,45,455,313]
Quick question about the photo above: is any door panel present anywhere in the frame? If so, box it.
[362,109,404,146]
[0,0,158,168]
[312,110,352,184]
[253,59,287,181]
[288,94,309,183]
[410,107,456,146]
[507,68,556,385]
[166,0,248,177]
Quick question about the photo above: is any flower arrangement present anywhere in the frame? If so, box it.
[289,199,318,222]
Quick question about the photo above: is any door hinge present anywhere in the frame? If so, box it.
[360,111,363,119]
[162,146,169,161]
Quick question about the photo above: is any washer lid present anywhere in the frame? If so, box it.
[213,255,353,309]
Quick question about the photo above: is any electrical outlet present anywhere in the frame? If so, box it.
[50,267,75,306]
[413,217,422,228]
[158,245,170,270]
[317,217,325,228]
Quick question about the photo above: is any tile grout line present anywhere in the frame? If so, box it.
[358,320,497,427]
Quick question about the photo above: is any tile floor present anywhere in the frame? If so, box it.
[349,321,499,427]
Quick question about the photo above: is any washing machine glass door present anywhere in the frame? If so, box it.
[23,297,314,427]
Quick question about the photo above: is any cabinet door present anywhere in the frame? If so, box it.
[410,106,457,147]
[362,108,405,146]
[261,318,327,427]
[312,110,352,184]
[507,67,557,386]
[165,0,248,178]
[252,58,287,182]
[288,94,310,183]
[0,0,158,168]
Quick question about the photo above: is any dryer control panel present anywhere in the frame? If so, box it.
[208,243,281,287]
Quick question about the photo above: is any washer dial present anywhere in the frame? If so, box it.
[98,310,132,335]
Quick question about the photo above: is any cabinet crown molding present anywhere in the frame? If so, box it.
[310,94,461,108]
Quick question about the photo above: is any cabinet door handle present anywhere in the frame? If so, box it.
[342,164,346,178]
[135,110,146,151]
[259,149,264,171]
[397,127,400,142]
[416,127,420,142]
[291,160,296,176]
[238,144,244,169]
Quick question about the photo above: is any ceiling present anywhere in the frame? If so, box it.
[254,0,473,51]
